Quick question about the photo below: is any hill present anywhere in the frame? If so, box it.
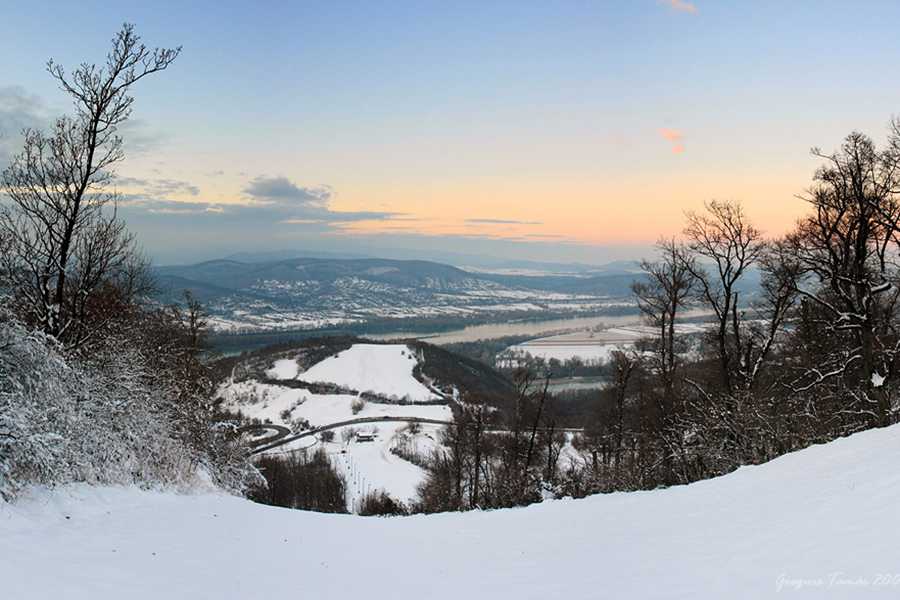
[155,256,637,335]
[215,336,514,405]
[4,419,900,598]
[215,337,515,505]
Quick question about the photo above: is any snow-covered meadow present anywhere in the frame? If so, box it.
[220,343,451,507]
[506,323,706,364]
[4,422,900,599]
[275,343,441,402]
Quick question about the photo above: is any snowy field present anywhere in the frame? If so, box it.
[268,343,441,402]
[508,326,646,363]
[220,343,451,507]
[509,324,704,363]
[4,423,900,599]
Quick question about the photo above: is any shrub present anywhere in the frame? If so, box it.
[249,450,347,513]
[357,489,408,516]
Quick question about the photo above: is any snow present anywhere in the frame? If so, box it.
[220,380,449,508]
[220,379,452,432]
[5,424,900,599]
[301,344,440,402]
[266,358,299,379]
[512,341,623,363]
[331,433,431,506]
[218,345,452,508]
[509,324,705,363]
[508,327,645,363]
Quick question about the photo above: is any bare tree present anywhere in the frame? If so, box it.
[604,349,642,468]
[683,199,765,395]
[0,24,180,349]
[785,130,900,427]
[631,237,697,394]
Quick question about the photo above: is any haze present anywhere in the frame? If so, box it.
[3,1,900,265]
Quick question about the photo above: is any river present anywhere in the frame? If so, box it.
[365,308,711,345]
[365,313,642,345]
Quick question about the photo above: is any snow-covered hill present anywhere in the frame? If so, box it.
[156,257,623,332]
[220,343,452,506]
[4,423,900,599]
[270,343,441,402]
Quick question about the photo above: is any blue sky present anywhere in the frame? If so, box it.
[3,1,900,265]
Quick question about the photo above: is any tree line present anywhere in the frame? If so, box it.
[571,127,900,494]
[407,123,900,510]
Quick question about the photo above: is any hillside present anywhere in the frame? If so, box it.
[156,257,634,333]
[215,336,514,404]
[4,421,900,598]
[215,338,514,506]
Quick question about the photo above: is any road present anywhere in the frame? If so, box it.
[237,424,292,448]
[250,416,453,454]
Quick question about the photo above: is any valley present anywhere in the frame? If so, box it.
[219,342,458,509]
[158,256,644,353]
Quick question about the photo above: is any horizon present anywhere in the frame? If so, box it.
[4,2,900,265]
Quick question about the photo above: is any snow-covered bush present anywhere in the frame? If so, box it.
[0,307,257,501]
[0,313,194,499]
[0,316,72,498]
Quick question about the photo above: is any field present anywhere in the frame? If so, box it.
[220,343,452,507]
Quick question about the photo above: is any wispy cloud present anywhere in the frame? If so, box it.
[118,119,172,155]
[119,177,200,198]
[658,0,697,14]
[502,233,577,242]
[119,175,399,235]
[0,86,52,169]
[658,129,685,154]
[465,218,543,226]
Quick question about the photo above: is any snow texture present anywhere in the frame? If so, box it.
[300,343,439,401]
[4,423,900,599]
[266,358,299,380]
[219,344,452,508]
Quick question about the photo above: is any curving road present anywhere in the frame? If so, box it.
[238,424,292,448]
[250,416,452,455]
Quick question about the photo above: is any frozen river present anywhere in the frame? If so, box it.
[367,308,710,346]
[366,313,644,345]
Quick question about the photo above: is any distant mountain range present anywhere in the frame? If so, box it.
[156,256,642,333]
[157,256,641,304]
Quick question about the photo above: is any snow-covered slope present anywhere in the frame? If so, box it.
[220,343,451,506]
[272,343,440,402]
[5,424,900,599]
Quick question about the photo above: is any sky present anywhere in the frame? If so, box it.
[3,1,900,266]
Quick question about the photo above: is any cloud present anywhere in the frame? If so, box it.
[243,176,331,209]
[658,129,685,154]
[240,176,401,224]
[465,218,543,226]
[658,0,697,14]
[124,198,213,214]
[0,87,171,168]
[119,177,200,199]
[118,119,172,155]
[501,234,577,243]
[0,86,52,169]
[119,175,400,239]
